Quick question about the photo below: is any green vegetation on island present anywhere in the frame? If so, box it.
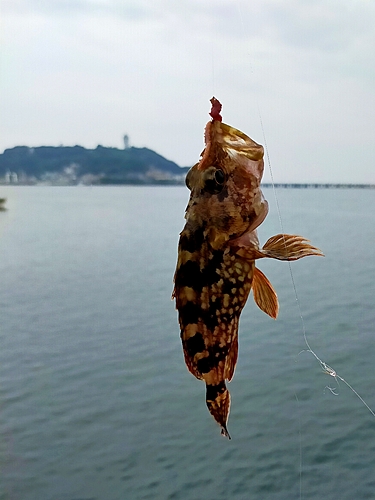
[0,144,190,185]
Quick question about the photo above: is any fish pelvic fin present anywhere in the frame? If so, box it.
[206,381,231,439]
[252,267,279,319]
[225,335,238,382]
[261,234,324,261]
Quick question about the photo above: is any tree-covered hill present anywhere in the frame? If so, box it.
[0,145,189,185]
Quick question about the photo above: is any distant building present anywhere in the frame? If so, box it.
[4,171,18,184]
[123,134,130,149]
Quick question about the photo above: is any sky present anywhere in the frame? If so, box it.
[1,0,375,182]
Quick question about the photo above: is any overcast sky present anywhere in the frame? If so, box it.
[1,0,374,182]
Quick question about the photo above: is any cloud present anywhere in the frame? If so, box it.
[1,0,153,22]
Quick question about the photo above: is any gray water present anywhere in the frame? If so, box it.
[0,186,374,500]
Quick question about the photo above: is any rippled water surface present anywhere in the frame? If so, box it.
[0,186,374,500]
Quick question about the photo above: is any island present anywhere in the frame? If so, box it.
[0,145,189,186]
[0,144,374,188]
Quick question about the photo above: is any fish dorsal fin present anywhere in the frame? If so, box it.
[252,267,279,319]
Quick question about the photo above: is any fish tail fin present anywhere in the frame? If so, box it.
[261,234,324,261]
[206,381,231,439]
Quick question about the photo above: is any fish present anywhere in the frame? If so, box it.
[172,97,323,438]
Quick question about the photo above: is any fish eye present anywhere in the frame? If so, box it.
[203,167,226,194]
[214,169,225,185]
[185,168,193,190]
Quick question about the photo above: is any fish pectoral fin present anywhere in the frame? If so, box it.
[252,267,279,319]
[235,246,265,261]
[261,234,324,261]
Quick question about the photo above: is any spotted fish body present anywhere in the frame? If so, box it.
[173,98,323,438]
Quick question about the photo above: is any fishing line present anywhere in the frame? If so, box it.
[254,25,375,422]
[258,68,375,418]
[233,4,306,499]
[211,45,216,97]
[230,3,375,498]
[256,60,375,421]
[294,392,303,500]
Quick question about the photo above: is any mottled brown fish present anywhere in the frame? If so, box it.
[173,98,323,438]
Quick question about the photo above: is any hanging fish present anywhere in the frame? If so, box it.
[172,98,323,438]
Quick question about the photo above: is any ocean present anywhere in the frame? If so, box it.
[0,185,374,500]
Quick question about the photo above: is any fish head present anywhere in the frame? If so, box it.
[184,120,268,249]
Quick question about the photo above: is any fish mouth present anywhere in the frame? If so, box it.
[198,120,264,175]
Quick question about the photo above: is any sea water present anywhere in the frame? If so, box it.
[0,186,374,500]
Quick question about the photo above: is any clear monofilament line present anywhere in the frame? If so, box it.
[258,105,375,419]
